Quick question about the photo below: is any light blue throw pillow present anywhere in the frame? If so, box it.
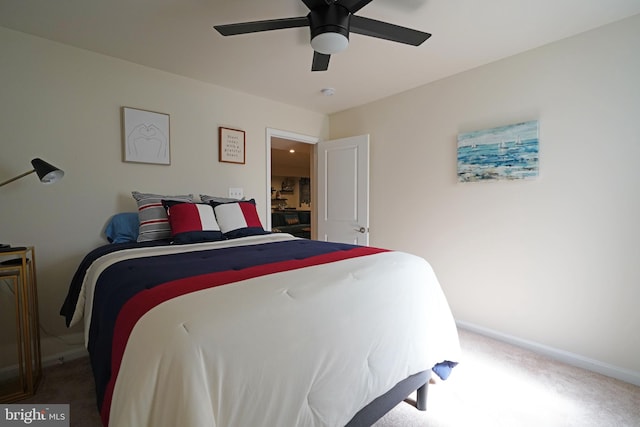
[105,212,140,243]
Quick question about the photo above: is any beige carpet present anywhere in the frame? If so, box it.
[20,328,640,427]
[375,329,640,427]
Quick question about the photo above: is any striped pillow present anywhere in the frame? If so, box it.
[132,191,193,242]
[211,199,268,239]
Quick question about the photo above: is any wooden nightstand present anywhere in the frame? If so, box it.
[0,246,42,403]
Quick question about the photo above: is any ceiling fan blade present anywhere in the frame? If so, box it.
[311,52,331,71]
[302,0,333,11]
[214,17,309,36]
[337,0,373,14]
[350,15,431,46]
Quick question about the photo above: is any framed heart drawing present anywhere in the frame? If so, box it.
[121,106,170,165]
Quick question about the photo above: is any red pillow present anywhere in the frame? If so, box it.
[163,202,223,244]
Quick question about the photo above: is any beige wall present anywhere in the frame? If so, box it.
[330,15,640,380]
[0,27,328,360]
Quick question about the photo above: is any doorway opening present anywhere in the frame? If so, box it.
[265,129,319,237]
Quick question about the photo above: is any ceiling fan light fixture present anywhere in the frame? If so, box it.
[311,32,349,55]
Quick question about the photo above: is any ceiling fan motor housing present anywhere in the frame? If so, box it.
[309,4,351,54]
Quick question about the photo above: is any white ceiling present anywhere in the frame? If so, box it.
[1,0,639,114]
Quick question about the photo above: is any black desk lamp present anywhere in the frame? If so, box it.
[0,158,64,249]
[0,158,64,188]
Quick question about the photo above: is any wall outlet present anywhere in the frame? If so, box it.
[228,187,244,199]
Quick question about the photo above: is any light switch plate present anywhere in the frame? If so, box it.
[228,187,244,199]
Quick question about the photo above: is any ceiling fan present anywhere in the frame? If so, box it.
[213,0,431,71]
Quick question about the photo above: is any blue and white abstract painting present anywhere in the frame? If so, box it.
[457,120,539,182]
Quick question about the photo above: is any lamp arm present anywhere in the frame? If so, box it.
[0,169,36,187]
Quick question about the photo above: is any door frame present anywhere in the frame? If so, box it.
[265,128,319,231]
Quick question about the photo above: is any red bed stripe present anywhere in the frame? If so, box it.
[100,245,387,425]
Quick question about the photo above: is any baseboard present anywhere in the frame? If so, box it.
[0,334,87,381]
[456,320,640,387]
[42,346,89,369]
[40,332,88,368]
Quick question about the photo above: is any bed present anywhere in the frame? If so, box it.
[60,197,460,427]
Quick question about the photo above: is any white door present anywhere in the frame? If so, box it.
[317,135,370,245]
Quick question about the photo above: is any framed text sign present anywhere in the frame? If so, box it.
[219,127,245,164]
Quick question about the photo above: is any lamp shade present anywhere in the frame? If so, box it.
[31,158,64,184]
[311,32,349,55]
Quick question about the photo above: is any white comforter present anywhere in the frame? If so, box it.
[78,235,460,427]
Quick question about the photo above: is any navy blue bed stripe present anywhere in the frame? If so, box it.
[59,240,170,326]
